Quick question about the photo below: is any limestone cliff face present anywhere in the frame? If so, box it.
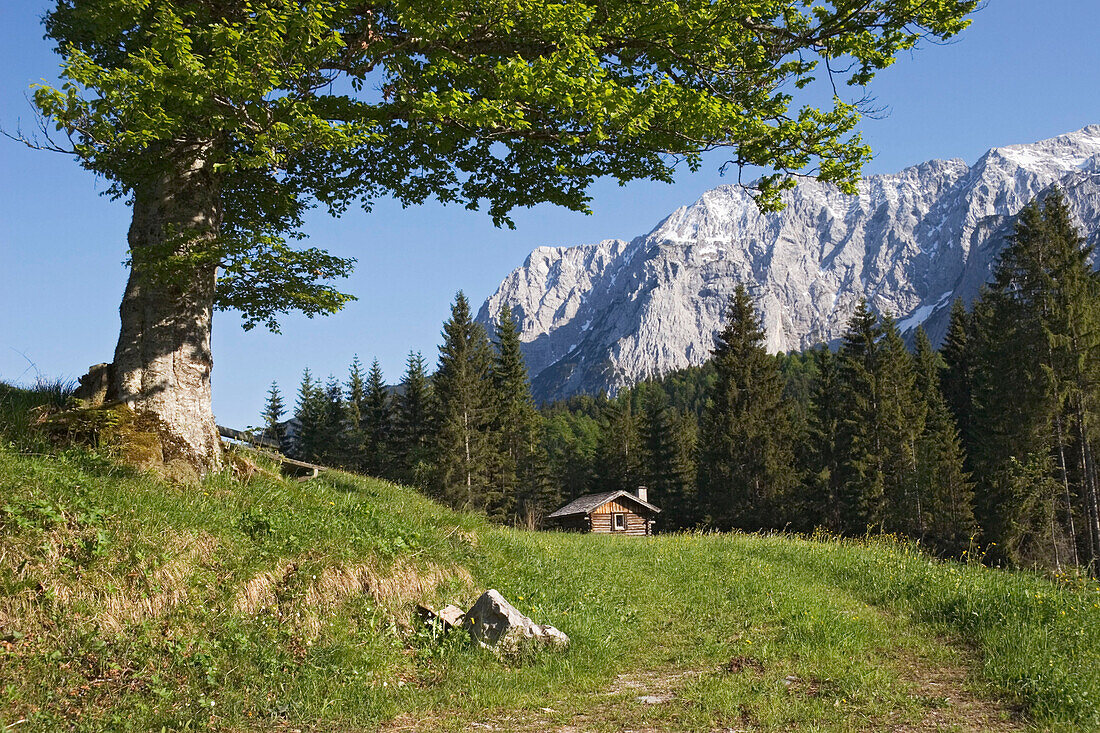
[478,126,1100,402]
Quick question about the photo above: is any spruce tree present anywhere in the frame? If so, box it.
[293,368,325,462]
[967,190,1100,569]
[1039,190,1100,569]
[806,346,846,532]
[261,380,286,445]
[835,298,885,533]
[779,350,817,529]
[697,284,796,531]
[877,314,922,537]
[490,305,554,525]
[830,306,925,538]
[940,298,973,458]
[345,355,369,468]
[967,285,1034,558]
[346,356,368,424]
[319,374,352,467]
[432,292,496,510]
[393,351,434,487]
[913,328,977,555]
[363,358,393,479]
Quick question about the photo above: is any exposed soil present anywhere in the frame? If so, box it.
[886,648,1027,732]
[381,645,1027,733]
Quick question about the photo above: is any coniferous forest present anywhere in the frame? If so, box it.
[264,188,1100,573]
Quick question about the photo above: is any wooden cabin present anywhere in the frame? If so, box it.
[547,486,660,535]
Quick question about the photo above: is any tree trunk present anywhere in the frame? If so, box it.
[1052,412,1079,566]
[109,141,223,473]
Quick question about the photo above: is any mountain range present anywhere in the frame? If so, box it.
[477,126,1100,402]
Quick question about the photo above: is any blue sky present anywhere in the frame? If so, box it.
[2,1,1100,430]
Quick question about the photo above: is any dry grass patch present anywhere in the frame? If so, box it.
[96,531,218,633]
[232,559,297,616]
[0,529,219,637]
[1,530,219,637]
[234,558,474,636]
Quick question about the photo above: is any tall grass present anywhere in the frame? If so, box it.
[0,378,76,446]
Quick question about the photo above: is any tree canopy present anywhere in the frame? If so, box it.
[24,0,975,472]
[34,0,976,331]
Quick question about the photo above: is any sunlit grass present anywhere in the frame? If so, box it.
[2,381,1098,730]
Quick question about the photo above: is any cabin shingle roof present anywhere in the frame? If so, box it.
[547,490,660,519]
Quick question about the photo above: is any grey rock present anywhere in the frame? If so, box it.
[465,589,569,654]
[417,603,466,631]
[479,126,1100,402]
[437,604,465,629]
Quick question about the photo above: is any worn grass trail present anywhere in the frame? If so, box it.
[1,385,1098,731]
[405,530,1028,732]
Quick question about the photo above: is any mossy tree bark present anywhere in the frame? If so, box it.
[109,141,223,472]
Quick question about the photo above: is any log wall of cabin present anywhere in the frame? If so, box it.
[590,506,653,536]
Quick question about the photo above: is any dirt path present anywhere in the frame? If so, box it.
[382,642,1026,732]
[886,647,1026,732]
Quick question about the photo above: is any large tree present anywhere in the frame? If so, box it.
[392,351,434,486]
[432,292,495,509]
[697,284,796,531]
[969,190,1100,569]
[27,0,975,472]
[490,305,553,525]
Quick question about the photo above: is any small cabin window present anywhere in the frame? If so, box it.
[613,513,626,531]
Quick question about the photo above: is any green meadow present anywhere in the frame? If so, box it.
[2,383,1098,731]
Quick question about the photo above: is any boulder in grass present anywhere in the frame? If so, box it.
[465,589,569,654]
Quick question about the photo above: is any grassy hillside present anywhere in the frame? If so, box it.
[2,385,1099,731]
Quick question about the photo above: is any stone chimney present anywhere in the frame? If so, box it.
[635,485,648,503]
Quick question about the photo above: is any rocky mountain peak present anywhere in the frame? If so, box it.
[478,126,1100,402]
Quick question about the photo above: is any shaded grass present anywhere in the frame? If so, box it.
[0,385,1097,730]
